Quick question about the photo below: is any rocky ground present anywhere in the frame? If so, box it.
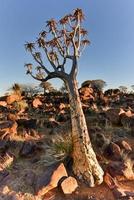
[0,87,134,200]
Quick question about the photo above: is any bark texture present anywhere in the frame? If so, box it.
[66,77,104,187]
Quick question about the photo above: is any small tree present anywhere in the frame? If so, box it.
[119,86,127,93]
[39,81,55,94]
[20,83,41,97]
[25,8,103,186]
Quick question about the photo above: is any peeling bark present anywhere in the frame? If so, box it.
[66,77,104,187]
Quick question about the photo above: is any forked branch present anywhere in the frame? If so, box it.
[25,8,90,82]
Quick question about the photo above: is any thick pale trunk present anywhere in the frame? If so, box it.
[66,77,104,187]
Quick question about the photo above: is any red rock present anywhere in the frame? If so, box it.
[61,176,78,194]
[104,142,121,161]
[79,87,94,101]
[36,163,68,196]
[32,98,42,108]
[0,185,10,194]
[104,173,134,200]
[0,101,7,107]
[123,158,134,181]
[59,103,65,110]
[0,120,18,139]
[104,173,117,189]
[116,140,132,152]
[6,94,22,105]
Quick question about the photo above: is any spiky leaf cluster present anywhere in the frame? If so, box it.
[25,8,90,82]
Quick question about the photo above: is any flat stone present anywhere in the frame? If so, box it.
[61,176,78,194]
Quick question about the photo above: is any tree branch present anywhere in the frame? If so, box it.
[72,17,80,56]
[28,69,68,83]
[70,56,78,77]
[43,47,58,72]
[57,56,67,72]
[32,53,50,74]
[51,28,65,57]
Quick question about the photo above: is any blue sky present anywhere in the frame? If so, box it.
[0,0,134,95]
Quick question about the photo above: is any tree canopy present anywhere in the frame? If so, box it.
[24,8,90,83]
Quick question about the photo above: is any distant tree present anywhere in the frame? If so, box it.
[8,83,41,97]
[25,8,103,186]
[39,81,56,94]
[20,83,41,97]
[81,80,92,87]
[119,86,127,93]
[104,88,120,96]
[82,79,106,91]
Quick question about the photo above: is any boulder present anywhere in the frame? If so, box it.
[32,98,42,108]
[6,94,22,105]
[107,157,134,181]
[79,87,94,101]
[35,163,68,196]
[104,142,121,161]
[106,161,125,178]
[115,140,132,152]
[0,185,10,195]
[59,103,65,110]
[61,176,78,194]
[0,101,7,107]
[0,121,18,139]
[7,113,18,121]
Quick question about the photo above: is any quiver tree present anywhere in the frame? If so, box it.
[25,8,104,186]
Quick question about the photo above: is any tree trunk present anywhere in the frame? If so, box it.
[65,77,104,187]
